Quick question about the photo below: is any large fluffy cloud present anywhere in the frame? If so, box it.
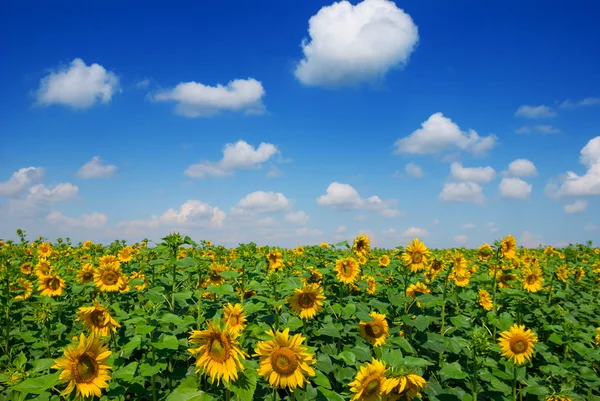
[153,78,265,117]
[394,113,497,155]
[294,0,419,87]
[316,182,401,217]
[185,140,279,178]
[499,178,532,200]
[0,167,45,196]
[35,58,120,109]
[235,191,292,213]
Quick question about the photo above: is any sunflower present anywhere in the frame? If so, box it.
[94,264,125,292]
[320,242,329,248]
[294,246,304,256]
[545,396,572,401]
[266,250,284,270]
[77,301,120,337]
[35,259,53,277]
[478,289,493,311]
[20,262,33,275]
[366,276,377,295]
[595,327,600,347]
[556,266,569,282]
[303,267,323,285]
[254,328,316,391]
[52,333,112,398]
[378,255,391,267]
[500,235,517,259]
[118,247,133,263]
[353,234,371,257]
[118,275,130,293]
[451,267,471,287]
[401,238,430,273]
[222,303,247,333]
[206,263,227,286]
[82,240,93,250]
[522,267,544,293]
[129,270,148,291]
[425,259,445,282]
[188,323,246,384]
[358,255,368,265]
[497,271,516,288]
[478,243,494,261]
[37,242,53,258]
[406,282,430,298]
[289,284,325,319]
[575,266,585,281]
[98,255,120,268]
[77,263,95,284]
[498,324,538,364]
[38,273,66,297]
[383,372,427,401]
[349,359,387,401]
[359,312,389,347]
[335,257,361,284]
[11,278,33,301]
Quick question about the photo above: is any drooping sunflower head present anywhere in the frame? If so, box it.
[77,301,120,337]
[401,238,430,272]
[37,273,66,297]
[353,234,371,257]
[378,255,391,267]
[254,328,316,391]
[289,284,326,320]
[359,312,389,347]
[93,265,124,293]
[222,303,247,333]
[478,289,494,311]
[335,257,361,284]
[556,265,569,282]
[77,263,95,284]
[52,333,112,399]
[498,324,538,365]
[349,359,387,401]
[497,271,516,288]
[406,282,430,299]
[11,278,33,301]
[594,327,600,347]
[188,323,246,384]
[500,234,518,259]
[383,372,427,401]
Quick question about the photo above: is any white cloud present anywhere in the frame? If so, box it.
[394,113,497,155]
[449,162,496,183]
[284,211,309,225]
[559,97,600,109]
[316,182,401,217]
[35,58,120,109]
[185,140,279,178]
[514,105,556,119]
[294,0,419,87]
[46,211,107,229]
[499,178,532,200]
[439,182,485,204]
[454,234,468,245]
[564,200,587,214]
[584,223,598,231]
[335,225,347,233]
[257,217,279,227]
[235,191,292,214]
[515,125,560,134]
[545,136,600,198]
[402,227,429,238]
[136,79,150,89]
[153,78,265,117]
[0,167,45,196]
[461,223,476,229]
[266,165,283,178]
[521,231,543,248]
[77,156,117,179]
[505,159,537,177]
[404,163,423,178]
[27,183,78,203]
[160,200,226,228]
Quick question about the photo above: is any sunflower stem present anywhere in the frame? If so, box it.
[440,264,453,337]
[512,364,518,401]
[272,388,277,401]
[4,270,10,360]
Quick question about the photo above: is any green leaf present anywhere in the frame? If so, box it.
[402,356,434,368]
[122,335,142,357]
[30,359,55,373]
[383,350,404,369]
[439,362,468,380]
[333,351,356,366]
[160,313,185,326]
[286,316,304,332]
[153,334,180,350]
[317,323,341,338]
[523,385,549,396]
[312,370,332,389]
[219,270,240,280]
[342,303,357,319]
[167,375,214,401]
[449,315,471,329]
[113,362,139,383]
[318,388,345,401]
[315,354,334,374]
[139,362,166,377]
[135,324,156,335]
[225,360,257,401]
[355,311,374,322]
[12,373,60,395]
[13,352,27,369]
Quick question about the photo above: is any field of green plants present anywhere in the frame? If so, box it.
[0,231,599,401]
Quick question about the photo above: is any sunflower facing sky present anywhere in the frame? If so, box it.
[401,238,430,273]
[349,359,387,401]
[335,257,361,284]
[289,283,326,320]
[359,312,389,347]
[498,324,538,365]
[254,328,316,391]
[188,323,246,384]
[52,334,112,398]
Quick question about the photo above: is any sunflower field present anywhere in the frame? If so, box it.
[1,231,600,401]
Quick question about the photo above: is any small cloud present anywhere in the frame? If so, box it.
[316,182,401,217]
[514,105,556,119]
[46,211,107,229]
[564,200,587,214]
[404,163,424,178]
[235,191,292,214]
[515,125,560,134]
[77,156,117,179]
[454,234,468,245]
[136,79,150,89]
[504,159,537,178]
[449,162,496,183]
[584,223,598,231]
[439,182,485,204]
[558,97,600,110]
[266,165,283,178]
[402,227,429,238]
[461,223,476,229]
[335,225,347,233]
[521,231,543,248]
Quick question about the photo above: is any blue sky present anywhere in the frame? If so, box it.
[1,0,599,248]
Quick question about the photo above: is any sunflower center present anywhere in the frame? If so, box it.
[48,278,60,290]
[270,347,298,376]
[365,321,385,338]
[298,293,315,309]
[412,252,423,264]
[90,310,108,328]
[208,334,231,363]
[510,339,527,354]
[228,315,239,327]
[103,272,117,285]
[75,353,99,383]
[364,377,380,395]
[340,262,354,277]
[526,275,537,285]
